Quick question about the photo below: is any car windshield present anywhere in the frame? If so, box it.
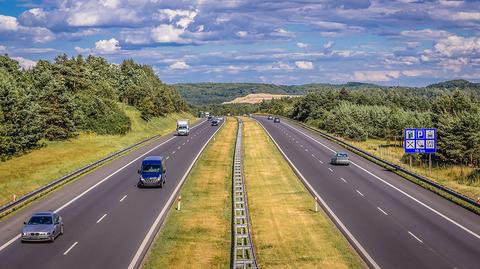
[28,216,53,225]
[142,164,161,173]
[337,153,348,158]
[178,126,187,129]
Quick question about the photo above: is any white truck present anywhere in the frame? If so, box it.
[176,120,189,136]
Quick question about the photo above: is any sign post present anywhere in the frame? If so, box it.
[404,128,436,171]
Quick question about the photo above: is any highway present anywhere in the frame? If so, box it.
[255,116,480,269]
[0,119,222,269]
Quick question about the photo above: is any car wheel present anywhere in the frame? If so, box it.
[50,235,55,242]
[60,225,64,235]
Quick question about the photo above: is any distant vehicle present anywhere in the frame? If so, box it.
[176,120,189,136]
[21,211,64,242]
[205,112,210,118]
[138,156,166,188]
[267,115,273,120]
[331,152,350,165]
[207,115,213,121]
[211,118,219,126]
[242,113,247,116]
[249,113,253,117]
[274,117,280,123]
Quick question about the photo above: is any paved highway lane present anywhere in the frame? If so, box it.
[0,119,222,269]
[255,116,480,269]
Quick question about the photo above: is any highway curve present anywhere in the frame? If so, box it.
[0,119,222,269]
[255,116,480,269]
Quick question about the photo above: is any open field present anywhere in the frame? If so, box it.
[223,93,299,104]
[0,105,195,206]
[142,117,236,269]
[334,137,479,201]
[242,118,363,269]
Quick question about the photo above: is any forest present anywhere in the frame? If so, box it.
[0,54,187,160]
[255,82,480,178]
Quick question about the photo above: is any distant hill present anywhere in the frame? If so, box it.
[223,93,299,104]
[174,82,382,105]
[426,79,480,90]
[174,80,480,106]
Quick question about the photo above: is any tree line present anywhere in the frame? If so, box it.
[0,54,187,160]
[254,84,480,174]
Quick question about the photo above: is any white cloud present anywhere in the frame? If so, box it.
[156,9,198,29]
[312,21,347,30]
[401,29,452,40]
[0,15,19,31]
[271,28,295,38]
[95,38,121,53]
[438,0,464,7]
[169,61,191,70]
[449,12,480,21]
[12,56,37,70]
[0,45,6,53]
[323,41,334,49]
[151,24,189,43]
[296,42,308,48]
[236,31,248,38]
[295,61,314,70]
[434,35,480,57]
[197,25,204,32]
[354,70,401,82]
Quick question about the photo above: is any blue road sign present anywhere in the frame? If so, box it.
[404,128,436,154]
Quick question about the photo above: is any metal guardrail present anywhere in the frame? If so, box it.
[0,120,204,216]
[281,116,480,210]
[232,118,258,269]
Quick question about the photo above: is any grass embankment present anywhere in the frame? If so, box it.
[143,117,236,269]
[242,118,363,269]
[0,104,195,206]
[329,136,479,201]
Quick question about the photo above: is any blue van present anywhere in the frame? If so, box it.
[137,156,166,188]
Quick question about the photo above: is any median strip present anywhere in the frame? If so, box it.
[242,118,363,268]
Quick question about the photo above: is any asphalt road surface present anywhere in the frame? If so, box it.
[0,119,222,269]
[255,116,480,269]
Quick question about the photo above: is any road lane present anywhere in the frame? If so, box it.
[256,116,480,269]
[0,119,221,269]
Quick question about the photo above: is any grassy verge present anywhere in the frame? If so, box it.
[242,118,363,269]
[142,117,236,269]
[0,104,195,206]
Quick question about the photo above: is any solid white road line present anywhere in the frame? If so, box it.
[120,195,128,202]
[63,242,78,255]
[377,207,388,216]
[257,120,381,269]
[0,120,208,253]
[408,231,423,243]
[127,120,225,269]
[96,214,107,224]
[356,190,365,197]
[283,120,480,241]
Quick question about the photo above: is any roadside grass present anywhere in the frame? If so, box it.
[333,137,479,201]
[242,118,363,269]
[0,104,195,206]
[142,117,236,269]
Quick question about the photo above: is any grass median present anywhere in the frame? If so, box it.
[242,117,363,269]
[142,117,236,269]
[0,105,195,207]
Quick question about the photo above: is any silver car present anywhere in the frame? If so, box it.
[331,152,350,165]
[21,211,64,242]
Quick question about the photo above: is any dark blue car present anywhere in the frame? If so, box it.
[137,156,166,188]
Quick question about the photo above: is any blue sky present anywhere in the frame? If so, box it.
[0,0,479,86]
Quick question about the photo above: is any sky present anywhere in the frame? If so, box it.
[0,0,479,86]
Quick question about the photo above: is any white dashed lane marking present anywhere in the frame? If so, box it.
[119,195,127,202]
[377,207,388,216]
[97,214,108,224]
[63,242,78,255]
[408,231,423,243]
[356,190,365,197]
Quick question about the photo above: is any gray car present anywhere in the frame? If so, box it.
[331,152,350,165]
[21,211,64,242]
